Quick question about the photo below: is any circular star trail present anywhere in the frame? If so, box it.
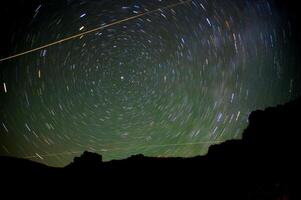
[0,0,300,167]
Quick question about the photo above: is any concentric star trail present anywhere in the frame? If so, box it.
[0,0,192,62]
[0,0,299,167]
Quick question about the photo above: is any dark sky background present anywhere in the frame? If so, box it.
[0,0,300,167]
[0,0,300,57]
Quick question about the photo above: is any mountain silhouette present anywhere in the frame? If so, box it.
[1,97,300,199]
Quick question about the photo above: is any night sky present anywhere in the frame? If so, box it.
[0,0,300,167]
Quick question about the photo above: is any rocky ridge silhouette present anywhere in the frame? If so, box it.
[1,97,300,199]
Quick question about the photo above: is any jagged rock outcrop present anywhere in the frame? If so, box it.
[1,97,300,199]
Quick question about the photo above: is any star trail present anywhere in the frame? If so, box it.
[0,0,300,167]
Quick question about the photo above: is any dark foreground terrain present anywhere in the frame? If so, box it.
[1,97,300,199]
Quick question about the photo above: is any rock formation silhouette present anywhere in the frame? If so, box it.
[1,97,300,199]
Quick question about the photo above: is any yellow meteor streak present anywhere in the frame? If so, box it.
[0,0,192,62]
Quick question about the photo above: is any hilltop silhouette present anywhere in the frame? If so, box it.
[1,97,300,199]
